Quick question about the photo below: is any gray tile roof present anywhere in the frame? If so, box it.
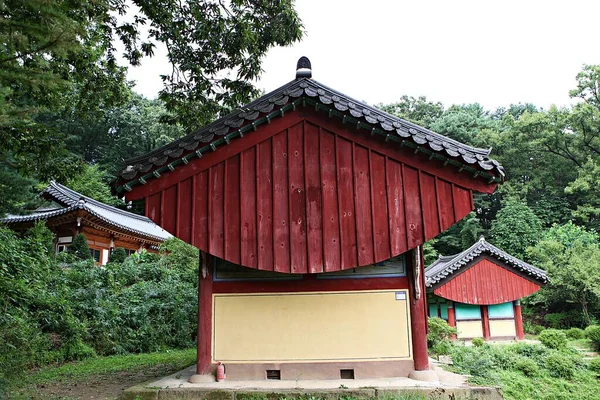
[1,181,172,243]
[425,236,549,287]
[115,76,505,193]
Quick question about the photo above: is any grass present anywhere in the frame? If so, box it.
[569,338,594,352]
[5,348,196,399]
[443,342,600,400]
[27,348,196,385]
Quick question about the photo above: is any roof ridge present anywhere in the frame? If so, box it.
[47,181,153,223]
[112,74,505,192]
[425,237,548,286]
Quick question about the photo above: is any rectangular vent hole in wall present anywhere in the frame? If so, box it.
[340,369,355,379]
[266,370,281,380]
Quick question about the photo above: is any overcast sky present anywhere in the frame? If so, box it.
[126,0,599,111]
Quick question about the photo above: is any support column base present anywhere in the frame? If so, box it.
[408,369,439,382]
[188,374,216,383]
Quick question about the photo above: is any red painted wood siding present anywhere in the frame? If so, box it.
[143,117,480,273]
[433,258,542,305]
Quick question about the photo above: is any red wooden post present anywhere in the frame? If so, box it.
[407,247,430,373]
[447,302,456,340]
[514,300,525,340]
[193,252,213,379]
[481,306,491,340]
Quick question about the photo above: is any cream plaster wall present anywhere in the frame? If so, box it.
[213,290,411,363]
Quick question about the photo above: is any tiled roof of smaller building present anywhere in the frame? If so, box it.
[1,181,172,243]
[425,236,549,287]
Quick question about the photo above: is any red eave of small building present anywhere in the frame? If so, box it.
[433,257,542,305]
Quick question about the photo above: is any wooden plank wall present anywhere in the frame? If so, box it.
[145,121,475,273]
[434,258,542,304]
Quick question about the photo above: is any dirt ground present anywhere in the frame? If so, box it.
[12,365,183,399]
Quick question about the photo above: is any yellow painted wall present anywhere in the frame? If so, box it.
[489,320,516,337]
[456,320,483,339]
[213,290,411,363]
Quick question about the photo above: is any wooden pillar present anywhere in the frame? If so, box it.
[481,305,491,340]
[514,300,525,340]
[447,302,456,340]
[407,246,429,372]
[196,252,213,375]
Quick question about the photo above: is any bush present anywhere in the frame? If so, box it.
[539,329,568,350]
[427,317,456,356]
[431,341,453,356]
[588,357,600,375]
[585,325,600,351]
[108,247,127,264]
[565,327,585,340]
[514,357,540,377]
[0,224,199,385]
[472,337,485,347]
[427,317,456,347]
[523,321,545,335]
[545,352,576,379]
[68,233,92,260]
[450,346,495,378]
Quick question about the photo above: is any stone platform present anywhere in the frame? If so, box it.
[122,364,502,400]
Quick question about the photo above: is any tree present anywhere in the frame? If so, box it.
[378,95,444,129]
[528,222,600,325]
[68,234,91,261]
[489,199,542,258]
[65,164,121,206]
[108,248,127,264]
[132,0,303,129]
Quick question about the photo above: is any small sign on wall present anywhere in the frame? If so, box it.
[395,291,407,300]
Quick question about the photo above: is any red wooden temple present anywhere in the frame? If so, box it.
[426,237,548,341]
[113,57,504,381]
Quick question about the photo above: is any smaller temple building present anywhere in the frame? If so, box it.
[1,181,171,264]
[425,237,549,341]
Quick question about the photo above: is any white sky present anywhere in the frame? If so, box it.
[126,0,599,111]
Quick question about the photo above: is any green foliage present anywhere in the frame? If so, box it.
[528,225,600,326]
[523,321,545,335]
[472,337,485,347]
[539,329,568,350]
[108,248,127,264]
[427,317,456,355]
[588,358,600,375]
[377,95,444,129]
[566,328,585,340]
[68,234,91,261]
[545,353,575,379]
[584,325,600,351]
[514,357,540,377]
[65,164,121,205]
[0,225,198,385]
[490,199,542,258]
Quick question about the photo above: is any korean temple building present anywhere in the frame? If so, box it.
[112,57,505,382]
[426,237,549,340]
[1,181,171,264]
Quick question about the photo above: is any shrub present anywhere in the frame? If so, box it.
[514,357,540,377]
[108,247,127,264]
[539,329,567,350]
[427,317,456,347]
[68,233,92,260]
[585,325,600,351]
[565,327,585,340]
[432,341,453,356]
[545,352,576,379]
[427,317,456,356]
[450,346,495,378]
[523,321,545,335]
[472,337,485,347]
[588,357,600,375]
